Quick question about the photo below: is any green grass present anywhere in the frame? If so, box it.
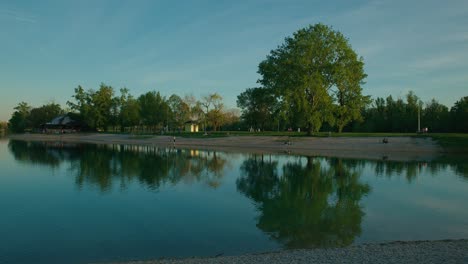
[421,133,468,153]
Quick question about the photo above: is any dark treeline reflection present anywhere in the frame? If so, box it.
[370,158,467,181]
[9,140,467,190]
[237,155,370,248]
[8,140,228,191]
[7,140,468,249]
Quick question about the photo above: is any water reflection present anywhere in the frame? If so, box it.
[237,155,370,248]
[7,140,468,250]
[8,140,229,191]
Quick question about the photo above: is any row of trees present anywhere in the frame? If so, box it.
[238,86,468,133]
[8,83,240,133]
[353,94,468,133]
[8,102,64,133]
[237,23,467,133]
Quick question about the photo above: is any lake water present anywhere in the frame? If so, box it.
[1,139,467,264]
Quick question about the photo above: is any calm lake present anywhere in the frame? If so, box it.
[1,139,467,264]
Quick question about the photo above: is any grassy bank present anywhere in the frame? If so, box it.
[423,133,468,153]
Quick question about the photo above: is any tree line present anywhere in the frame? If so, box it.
[8,84,240,133]
[352,94,468,133]
[238,87,468,133]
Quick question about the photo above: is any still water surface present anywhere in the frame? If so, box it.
[0,139,467,264]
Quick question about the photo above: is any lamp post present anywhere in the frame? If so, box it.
[417,101,423,133]
[418,104,420,132]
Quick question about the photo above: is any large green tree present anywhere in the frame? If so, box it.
[138,91,170,131]
[118,88,140,130]
[91,83,115,131]
[258,23,368,134]
[67,83,116,131]
[200,93,223,131]
[167,94,191,131]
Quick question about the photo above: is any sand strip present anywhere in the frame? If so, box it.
[8,133,443,161]
[103,239,467,264]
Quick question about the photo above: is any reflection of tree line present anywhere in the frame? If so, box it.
[8,140,228,191]
[8,140,468,249]
[364,158,467,182]
[236,154,467,248]
[8,140,83,168]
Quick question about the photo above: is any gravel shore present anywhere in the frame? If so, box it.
[106,239,468,264]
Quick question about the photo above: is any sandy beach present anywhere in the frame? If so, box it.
[104,239,468,264]
[9,133,442,161]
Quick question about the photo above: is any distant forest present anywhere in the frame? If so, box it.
[6,23,468,134]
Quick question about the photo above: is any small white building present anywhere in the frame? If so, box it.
[184,120,199,132]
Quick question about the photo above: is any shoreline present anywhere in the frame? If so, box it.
[103,239,468,264]
[8,133,443,161]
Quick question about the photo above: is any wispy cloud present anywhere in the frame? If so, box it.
[445,32,468,42]
[409,51,468,71]
[0,9,37,23]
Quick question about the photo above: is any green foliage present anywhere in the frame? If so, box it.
[201,93,224,131]
[425,133,468,153]
[138,91,170,129]
[28,103,64,128]
[8,83,239,134]
[353,92,465,133]
[119,88,140,129]
[167,94,191,130]
[423,99,450,132]
[257,23,368,134]
[67,83,115,131]
[8,102,32,133]
[237,87,278,130]
[450,96,468,133]
[91,83,115,131]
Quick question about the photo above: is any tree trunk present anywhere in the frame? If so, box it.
[307,122,313,136]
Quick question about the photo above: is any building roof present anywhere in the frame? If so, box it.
[184,120,199,124]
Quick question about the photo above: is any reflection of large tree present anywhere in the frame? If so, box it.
[8,141,229,191]
[237,155,370,248]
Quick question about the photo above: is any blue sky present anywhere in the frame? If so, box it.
[1,0,467,121]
